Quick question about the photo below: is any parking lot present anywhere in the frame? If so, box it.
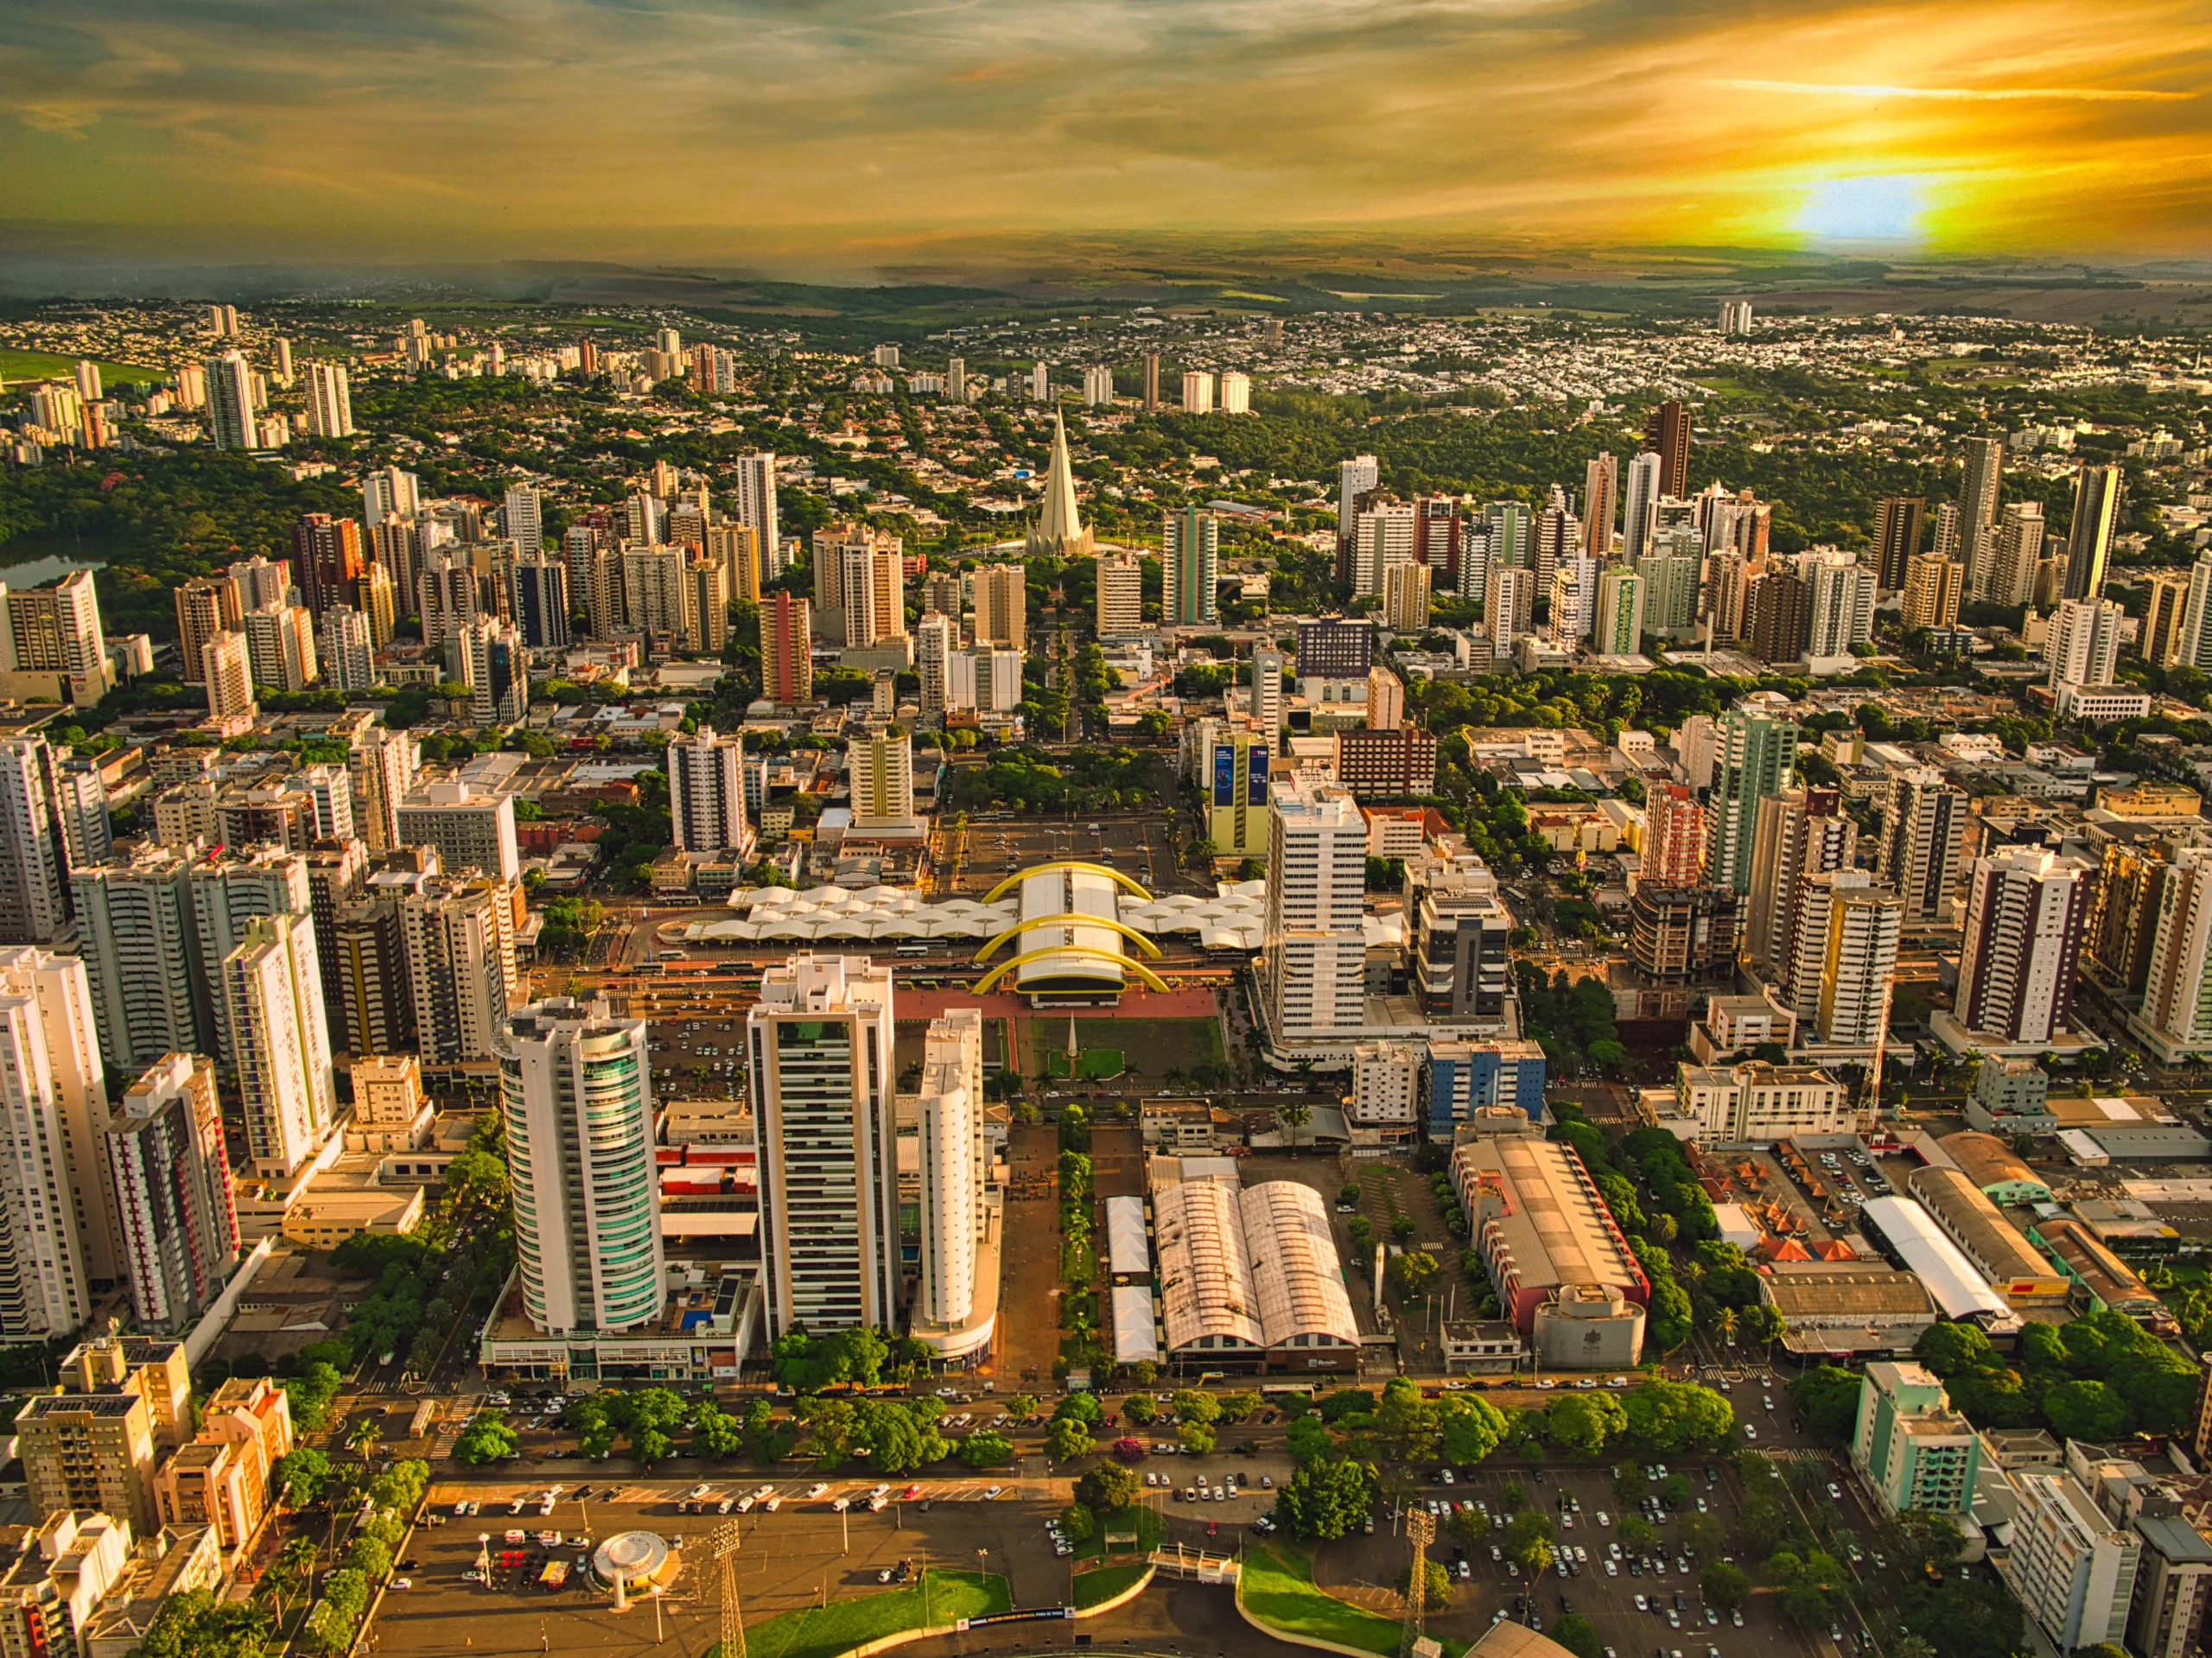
[944,814,1211,898]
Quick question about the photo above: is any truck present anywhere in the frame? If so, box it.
[539,1561,569,1591]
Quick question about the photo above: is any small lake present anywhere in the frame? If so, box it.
[0,535,110,588]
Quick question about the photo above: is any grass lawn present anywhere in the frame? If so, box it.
[1072,1562,1150,1610]
[1027,1016,1222,1080]
[0,348,162,386]
[1074,1502,1164,1563]
[741,1569,1007,1658]
[1240,1542,1459,1658]
[1046,1047,1125,1080]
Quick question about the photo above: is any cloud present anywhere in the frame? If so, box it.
[0,0,2206,265]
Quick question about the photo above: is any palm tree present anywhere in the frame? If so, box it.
[346,1416,382,1464]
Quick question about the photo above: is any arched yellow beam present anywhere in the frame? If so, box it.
[976,912,1164,962]
[980,861,1153,905]
[974,944,1171,995]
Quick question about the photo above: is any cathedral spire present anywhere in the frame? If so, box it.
[1026,407,1092,557]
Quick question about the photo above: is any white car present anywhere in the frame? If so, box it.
[983,1486,1004,1499]
[1742,1426,1757,1441]
[805,1483,830,1499]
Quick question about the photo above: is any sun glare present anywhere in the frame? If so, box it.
[1793,175,1929,246]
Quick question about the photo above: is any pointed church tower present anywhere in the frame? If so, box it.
[1026,408,1093,557]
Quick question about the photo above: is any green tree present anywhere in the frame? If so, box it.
[691,1403,744,1459]
[2045,1379,2133,1441]
[1077,1462,1143,1511]
[1402,1559,1453,1611]
[1551,1614,1604,1658]
[454,1411,518,1464]
[1441,1394,1511,1465]
[1389,1250,1442,1300]
[1788,1367,1866,1442]
[1058,1502,1096,1543]
[1897,1576,2026,1658]
[1546,1393,1627,1458]
[1055,1391,1108,1426]
[1170,1389,1221,1426]
[961,1431,1015,1467]
[1376,1378,1444,1461]
[1287,1414,1334,1461]
[1769,1549,1843,1627]
[272,1446,332,1507]
[1620,1378,1734,1452]
[136,1591,268,1658]
[1701,1561,1751,1609]
[1179,1422,1217,1456]
[1047,1418,1096,1462]
[1506,1509,1557,1574]
[1122,1394,1157,1425]
[1274,1456,1377,1540]
[1913,1322,1993,1378]
[1882,1510,1965,1578]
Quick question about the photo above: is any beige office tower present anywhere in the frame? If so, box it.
[974,564,1027,651]
[1383,560,1432,636]
[175,578,240,684]
[1096,555,1143,635]
[1746,786,1856,975]
[709,522,760,604]
[1583,453,1618,556]
[357,561,396,647]
[200,631,254,719]
[223,912,335,1178]
[1366,667,1404,733]
[748,954,899,1337]
[848,727,923,836]
[400,875,518,1065]
[0,739,68,947]
[1263,779,1368,1039]
[347,726,417,854]
[1900,554,1963,631]
[16,1381,159,1536]
[2144,569,2194,667]
[623,544,690,641]
[915,613,952,721]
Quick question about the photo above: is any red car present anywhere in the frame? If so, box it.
[902,1485,922,1500]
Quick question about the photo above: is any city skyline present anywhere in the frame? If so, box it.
[1,1,2209,274]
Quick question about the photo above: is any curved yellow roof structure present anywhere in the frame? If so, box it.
[975,944,1171,995]
[975,912,1165,962]
[979,861,1151,905]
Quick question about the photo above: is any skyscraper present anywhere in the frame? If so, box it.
[502,486,543,553]
[1956,847,2094,1045]
[1338,455,1380,556]
[915,613,951,722]
[2139,846,2212,1063]
[760,591,813,705]
[1354,502,1415,598]
[2144,566,2196,667]
[499,998,664,1335]
[305,362,353,438]
[1382,560,1432,636]
[849,727,922,835]
[1161,506,1220,625]
[1583,453,1618,556]
[1621,451,1662,562]
[400,874,518,1065]
[1642,783,1707,886]
[731,454,779,575]
[973,564,1027,651]
[1872,497,1925,593]
[289,512,364,618]
[750,955,899,1337]
[2047,597,2125,689]
[913,1008,990,1358]
[1875,769,1967,925]
[1251,645,1287,734]
[332,895,413,1058]
[1644,399,1692,499]
[347,727,417,854]
[668,727,755,860]
[511,555,570,651]
[450,618,527,726]
[204,352,255,450]
[0,738,68,945]
[175,578,240,684]
[1096,554,1143,635]
[1082,364,1114,406]
[2,567,113,702]
[1789,872,1904,1045]
[1985,502,2047,607]
[318,605,374,691]
[2063,463,2125,601]
[0,947,114,1321]
[106,1053,237,1334]
[1263,779,1367,1040]
[243,602,317,692]
[1707,699,1800,894]
[1746,786,1856,974]
[70,844,203,1071]
[1900,554,1964,631]
[1142,353,1160,410]
[1593,567,1644,655]
[361,466,421,528]
[1958,439,2006,588]
[224,912,335,1177]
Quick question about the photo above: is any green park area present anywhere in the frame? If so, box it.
[741,1568,1007,1658]
[1238,1542,1453,1658]
[1026,1016,1224,1082]
[0,349,162,386]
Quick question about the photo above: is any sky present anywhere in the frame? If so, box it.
[2,0,2209,274]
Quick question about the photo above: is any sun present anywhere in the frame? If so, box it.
[1793,175,1930,247]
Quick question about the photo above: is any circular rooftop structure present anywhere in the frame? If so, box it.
[594,1530,677,1591]
[975,861,1168,1002]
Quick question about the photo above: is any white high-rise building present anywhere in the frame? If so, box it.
[347,727,418,854]
[1251,646,1287,734]
[189,846,315,1067]
[201,632,254,720]
[1082,365,1115,406]
[503,486,544,554]
[1217,371,1251,414]
[2047,596,2126,689]
[396,779,519,881]
[305,362,353,438]
[1338,455,1379,551]
[731,454,779,580]
[1785,872,1904,1045]
[205,353,256,450]
[913,1008,994,1360]
[1622,451,1663,562]
[223,912,335,1177]
[668,726,755,861]
[499,998,664,1336]
[0,738,67,945]
[1800,549,1877,657]
[1382,561,1431,636]
[68,845,202,1071]
[2003,1472,2142,1652]
[1354,503,1415,598]
[318,605,374,691]
[915,613,952,722]
[1263,779,1368,1040]
[1875,769,1967,924]
[242,602,317,694]
[361,467,421,529]
[750,954,899,1337]
[1096,554,1143,635]
[106,1052,237,1334]
[1180,371,1213,415]
[400,875,518,1066]
[1956,847,2094,1045]
[0,948,105,1337]
[1350,1041,1421,1127]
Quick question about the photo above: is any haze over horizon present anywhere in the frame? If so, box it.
[3,0,2209,280]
